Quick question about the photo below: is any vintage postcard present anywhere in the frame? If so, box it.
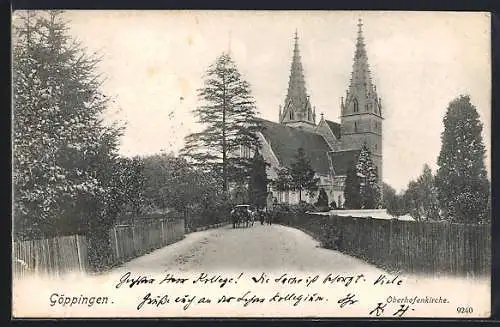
[11,10,491,318]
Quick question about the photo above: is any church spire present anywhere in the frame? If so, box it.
[350,18,372,91]
[340,18,384,184]
[280,30,315,126]
[342,18,382,118]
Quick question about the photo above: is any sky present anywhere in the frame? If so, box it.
[30,11,492,192]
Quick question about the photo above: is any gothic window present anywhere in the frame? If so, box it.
[290,111,293,120]
[353,98,359,113]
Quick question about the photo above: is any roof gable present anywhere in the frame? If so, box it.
[257,118,332,175]
[328,150,361,175]
[325,120,341,139]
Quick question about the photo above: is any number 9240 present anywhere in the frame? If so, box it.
[457,306,473,314]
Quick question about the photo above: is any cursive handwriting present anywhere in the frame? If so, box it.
[192,272,242,288]
[322,273,365,287]
[373,274,403,286]
[338,293,358,308]
[115,272,155,289]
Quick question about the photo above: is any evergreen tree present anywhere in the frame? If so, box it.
[435,95,490,223]
[271,167,293,202]
[181,53,261,197]
[12,11,123,246]
[315,188,329,208]
[416,164,440,220]
[343,163,361,209]
[289,148,319,202]
[248,151,268,209]
[356,145,381,209]
[403,180,422,220]
[382,182,404,217]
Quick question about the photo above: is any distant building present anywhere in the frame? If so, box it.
[238,20,383,207]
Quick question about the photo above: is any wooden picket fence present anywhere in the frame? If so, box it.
[279,213,491,276]
[12,234,88,278]
[109,218,185,264]
[13,218,186,277]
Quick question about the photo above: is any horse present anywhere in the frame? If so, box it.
[232,211,244,228]
[231,208,251,228]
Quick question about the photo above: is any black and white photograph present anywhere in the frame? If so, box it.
[11,10,491,318]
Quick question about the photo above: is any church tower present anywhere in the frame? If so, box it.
[279,30,316,129]
[340,19,383,182]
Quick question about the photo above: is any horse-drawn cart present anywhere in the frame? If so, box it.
[230,204,255,228]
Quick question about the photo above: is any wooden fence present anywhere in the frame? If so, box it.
[12,234,88,278]
[109,218,185,263]
[278,213,491,276]
[13,218,186,277]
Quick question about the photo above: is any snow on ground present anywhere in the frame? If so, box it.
[12,224,489,318]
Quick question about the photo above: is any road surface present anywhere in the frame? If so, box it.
[12,223,490,318]
[115,223,383,273]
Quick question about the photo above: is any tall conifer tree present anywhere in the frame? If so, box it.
[435,95,490,223]
[343,164,361,209]
[248,151,268,209]
[181,53,261,197]
[356,145,380,209]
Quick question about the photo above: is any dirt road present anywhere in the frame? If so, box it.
[116,223,383,273]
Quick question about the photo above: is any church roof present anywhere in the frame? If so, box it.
[257,118,331,175]
[328,150,361,175]
[325,120,341,139]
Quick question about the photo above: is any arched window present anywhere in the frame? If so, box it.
[353,98,359,113]
[354,121,358,132]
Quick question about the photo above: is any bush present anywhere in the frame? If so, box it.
[292,201,315,213]
[315,188,329,207]
[315,204,330,212]
[269,203,291,224]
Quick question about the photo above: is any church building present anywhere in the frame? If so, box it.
[243,20,383,207]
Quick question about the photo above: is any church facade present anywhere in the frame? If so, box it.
[242,20,383,207]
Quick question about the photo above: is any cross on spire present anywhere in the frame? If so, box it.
[357,18,363,33]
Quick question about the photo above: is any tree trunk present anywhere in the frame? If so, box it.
[184,207,189,233]
[222,75,228,197]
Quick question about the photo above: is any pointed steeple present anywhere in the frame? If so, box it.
[341,18,382,118]
[340,19,384,185]
[350,19,372,93]
[280,30,315,126]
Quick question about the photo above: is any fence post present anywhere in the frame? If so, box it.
[113,227,120,261]
[161,220,165,245]
[76,235,83,273]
